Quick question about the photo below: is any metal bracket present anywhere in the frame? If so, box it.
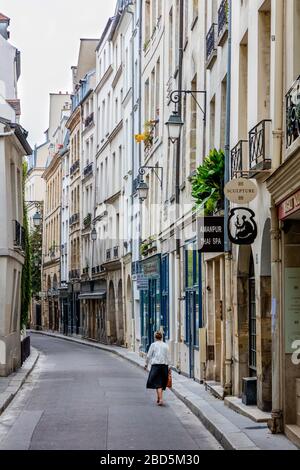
[138,165,163,188]
[170,89,207,121]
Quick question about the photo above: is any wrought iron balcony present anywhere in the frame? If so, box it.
[83,162,93,178]
[83,213,92,228]
[249,119,272,172]
[13,220,25,251]
[206,23,217,68]
[113,246,119,259]
[218,0,228,45]
[69,213,79,226]
[70,159,80,176]
[286,75,300,148]
[231,140,248,178]
[84,112,94,128]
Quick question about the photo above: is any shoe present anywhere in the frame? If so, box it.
[158,401,163,406]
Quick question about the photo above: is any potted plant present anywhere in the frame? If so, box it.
[191,149,225,216]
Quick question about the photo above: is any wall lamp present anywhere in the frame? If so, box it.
[165,89,206,143]
[136,166,163,202]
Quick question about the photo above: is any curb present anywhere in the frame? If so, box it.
[0,347,39,416]
[30,331,260,450]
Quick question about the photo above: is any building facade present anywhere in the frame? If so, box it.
[0,13,31,376]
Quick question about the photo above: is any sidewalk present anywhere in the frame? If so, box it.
[0,347,39,416]
[30,330,298,451]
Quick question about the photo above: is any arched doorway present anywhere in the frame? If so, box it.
[117,280,124,345]
[236,245,252,395]
[108,281,117,344]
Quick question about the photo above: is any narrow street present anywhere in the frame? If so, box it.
[0,335,221,451]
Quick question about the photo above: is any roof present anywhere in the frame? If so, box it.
[0,117,32,155]
[0,13,10,22]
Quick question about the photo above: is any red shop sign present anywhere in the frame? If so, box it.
[279,189,300,220]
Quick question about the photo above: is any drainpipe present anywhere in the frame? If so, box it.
[175,0,184,371]
[224,0,233,397]
[268,0,284,434]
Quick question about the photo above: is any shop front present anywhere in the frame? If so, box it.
[267,154,300,443]
[140,254,169,352]
[78,280,106,341]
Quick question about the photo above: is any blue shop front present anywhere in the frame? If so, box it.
[140,254,169,352]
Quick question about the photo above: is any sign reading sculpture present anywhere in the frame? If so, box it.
[197,217,224,253]
[224,178,258,204]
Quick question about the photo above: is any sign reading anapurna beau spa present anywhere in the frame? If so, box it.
[197,217,224,253]
[224,178,258,204]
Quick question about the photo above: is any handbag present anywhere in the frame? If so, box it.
[167,368,172,388]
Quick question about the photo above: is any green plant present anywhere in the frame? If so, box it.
[140,236,156,257]
[191,149,225,216]
[21,161,32,328]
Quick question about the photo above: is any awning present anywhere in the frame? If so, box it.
[78,290,106,300]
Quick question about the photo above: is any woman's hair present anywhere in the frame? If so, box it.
[155,331,163,341]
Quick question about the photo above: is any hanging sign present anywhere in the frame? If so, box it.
[224,178,258,204]
[197,217,224,253]
[228,208,258,245]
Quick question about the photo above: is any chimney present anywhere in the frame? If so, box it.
[0,13,10,40]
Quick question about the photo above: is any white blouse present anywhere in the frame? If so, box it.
[146,341,169,366]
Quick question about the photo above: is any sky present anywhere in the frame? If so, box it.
[0,0,116,146]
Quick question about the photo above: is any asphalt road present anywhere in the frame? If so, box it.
[0,334,222,450]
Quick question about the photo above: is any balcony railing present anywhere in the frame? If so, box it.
[70,159,80,176]
[249,119,272,172]
[113,246,119,259]
[218,0,228,44]
[84,112,94,128]
[83,162,93,178]
[206,23,217,68]
[69,213,79,226]
[13,220,25,251]
[82,267,89,275]
[83,213,92,228]
[231,140,248,178]
[286,75,300,148]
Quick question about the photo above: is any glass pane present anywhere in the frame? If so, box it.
[194,291,199,346]
[186,250,194,288]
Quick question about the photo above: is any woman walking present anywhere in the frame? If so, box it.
[144,331,169,406]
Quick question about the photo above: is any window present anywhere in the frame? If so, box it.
[168,8,173,77]
[161,255,169,339]
[190,74,197,173]
[185,241,201,347]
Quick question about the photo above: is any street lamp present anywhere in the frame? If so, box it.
[33,210,42,228]
[137,180,149,202]
[166,89,207,144]
[136,166,163,202]
[91,227,97,242]
[165,111,184,143]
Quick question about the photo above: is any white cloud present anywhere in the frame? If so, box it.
[0,0,116,145]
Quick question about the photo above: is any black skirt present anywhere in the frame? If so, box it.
[146,364,169,390]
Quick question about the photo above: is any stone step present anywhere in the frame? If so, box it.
[285,424,300,449]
